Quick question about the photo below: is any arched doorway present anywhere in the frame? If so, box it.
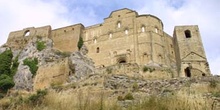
[185,67,191,77]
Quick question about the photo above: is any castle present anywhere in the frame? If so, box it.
[6,8,211,77]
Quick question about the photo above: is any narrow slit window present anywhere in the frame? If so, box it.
[96,47,100,53]
[185,30,191,38]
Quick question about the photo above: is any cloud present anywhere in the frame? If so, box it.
[0,0,70,45]
[135,0,220,75]
[0,0,219,75]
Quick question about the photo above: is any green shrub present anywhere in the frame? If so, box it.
[209,80,217,88]
[0,74,15,92]
[106,67,113,74]
[149,68,155,73]
[77,36,84,50]
[142,66,149,72]
[28,89,47,105]
[0,50,15,93]
[117,93,134,101]
[124,93,134,100]
[0,93,5,99]
[23,58,38,76]
[132,82,139,91]
[142,66,155,73]
[54,51,71,58]
[212,92,220,97]
[117,95,124,101]
[36,40,46,51]
[10,56,19,76]
[0,49,13,75]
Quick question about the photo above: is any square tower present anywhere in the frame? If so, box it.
[173,25,211,77]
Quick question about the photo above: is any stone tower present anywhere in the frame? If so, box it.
[173,25,210,77]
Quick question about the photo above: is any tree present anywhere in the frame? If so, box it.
[0,74,14,92]
[0,49,15,93]
[0,49,13,75]
[77,36,84,50]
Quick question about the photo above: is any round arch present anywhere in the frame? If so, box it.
[117,57,127,64]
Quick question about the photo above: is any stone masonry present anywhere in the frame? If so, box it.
[5,8,211,77]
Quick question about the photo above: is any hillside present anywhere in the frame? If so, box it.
[0,36,220,110]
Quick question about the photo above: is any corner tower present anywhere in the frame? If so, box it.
[173,25,211,77]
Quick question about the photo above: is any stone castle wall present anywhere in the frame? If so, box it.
[5,8,211,77]
[83,9,174,69]
[7,26,51,50]
[51,24,84,52]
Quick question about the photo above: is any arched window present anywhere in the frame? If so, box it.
[117,21,121,28]
[141,26,145,32]
[96,47,99,53]
[155,28,158,33]
[185,30,191,38]
[117,57,127,64]
[125,29,128,35]
[109,33,112,38]
[94,38,97,43]
[24,30,30,37]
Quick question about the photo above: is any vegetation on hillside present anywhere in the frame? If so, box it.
[77,36,84,50]
[0,87,217,110]
[0,49,15,93]
[23,58,38,77]
[0,50,13,75]
[10,56,19,76]
[36,40,46,51]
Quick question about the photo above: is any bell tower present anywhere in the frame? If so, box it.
[173,25,211,77]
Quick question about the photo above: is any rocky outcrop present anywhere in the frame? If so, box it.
[104,75,220,96]
[13,37,54,91]
[13,64,33,91]
[68,46,95,82]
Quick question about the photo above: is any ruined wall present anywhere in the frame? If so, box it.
[7,26,51,50]
[51,24,84,52]
[173,25,211,77]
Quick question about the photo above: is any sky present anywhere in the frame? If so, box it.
[0,0,219,75]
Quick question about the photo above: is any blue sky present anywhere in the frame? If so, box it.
[0,0,220,75]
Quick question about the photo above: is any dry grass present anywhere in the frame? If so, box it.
[128,90,213,110]
[1,81,219,110]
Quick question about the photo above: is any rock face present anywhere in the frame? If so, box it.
[80,45,88,55]
[13,37,54,91]
[13,64,33,91]
[68,49,95,82]
[9,37,96,90]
